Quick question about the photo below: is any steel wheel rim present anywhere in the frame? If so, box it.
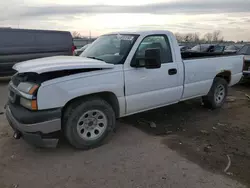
[76,110,108,141]
[214,84,225,104]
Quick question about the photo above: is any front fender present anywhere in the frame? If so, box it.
[37,71,124,110]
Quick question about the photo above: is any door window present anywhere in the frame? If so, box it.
[135,35,173,65]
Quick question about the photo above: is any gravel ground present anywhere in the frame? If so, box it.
[0,80,246,188]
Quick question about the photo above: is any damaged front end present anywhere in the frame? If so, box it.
[6,68,104,148]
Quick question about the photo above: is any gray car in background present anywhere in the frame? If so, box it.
[190,44,226,53]
[0,28,74,76]
[73,44,91,56]
[224,44,244,53]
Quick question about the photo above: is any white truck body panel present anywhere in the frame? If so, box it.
[13,56,114,73]
[37,65,126,115]
[182,55,243,99]
[12,30,243,117]
[122,31,184,114]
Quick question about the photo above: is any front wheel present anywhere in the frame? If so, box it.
[202,77,228,109]
[63,97,116,149]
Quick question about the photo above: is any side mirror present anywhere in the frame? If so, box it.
[131,48,161,69]
[144,48,161,69]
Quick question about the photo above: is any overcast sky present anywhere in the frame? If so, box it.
[1,0,250,41]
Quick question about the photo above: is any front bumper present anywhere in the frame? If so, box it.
[5,105,62,148]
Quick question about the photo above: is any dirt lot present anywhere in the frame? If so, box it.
[123,81,250,186]
[0,79,249,188]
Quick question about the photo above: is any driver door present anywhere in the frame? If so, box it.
[124,35,183,114]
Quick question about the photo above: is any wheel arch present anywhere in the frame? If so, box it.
[62,91,120,120]
[215,70,231,84]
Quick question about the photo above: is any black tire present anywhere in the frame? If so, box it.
[63,97,116,149]
[202,77,228,109]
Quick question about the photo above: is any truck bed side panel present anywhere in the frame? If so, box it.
[182,55,243,100]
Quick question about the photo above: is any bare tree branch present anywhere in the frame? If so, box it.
[175,30,224,44]
[71,31,82,39]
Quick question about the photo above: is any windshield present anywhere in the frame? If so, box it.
[225,45,244,51]
[191,45,210,52]
[80,34,138,64]
[235,45,244,50]
[238,45,250,55]
[225,45,236,51]
[214,45,225,52]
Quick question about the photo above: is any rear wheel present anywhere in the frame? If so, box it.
[202,77,228,109]
[63,97,116,149]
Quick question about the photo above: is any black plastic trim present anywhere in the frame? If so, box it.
[8,102,61,124]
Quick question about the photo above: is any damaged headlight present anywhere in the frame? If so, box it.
[17,82,39,95]
[20,97,38,110]
[17,82,39,110]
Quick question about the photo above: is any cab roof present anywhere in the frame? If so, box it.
[106,30,173,36]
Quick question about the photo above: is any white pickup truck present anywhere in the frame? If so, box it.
[5,30,243,149]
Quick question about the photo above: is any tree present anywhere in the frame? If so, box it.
[174,32,184,42]
[175,33,200,43]
[71,31,82,39]
[182,33,195,42]
[193,33,200,42]
[204,33,213,43]
[212,30,223,42]
[175,31,225,43]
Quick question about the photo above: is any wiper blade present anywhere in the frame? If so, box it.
[86,56,104,62]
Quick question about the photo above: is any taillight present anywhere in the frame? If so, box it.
[72,45,76,55]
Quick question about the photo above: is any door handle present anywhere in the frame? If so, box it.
[168,68,177,75]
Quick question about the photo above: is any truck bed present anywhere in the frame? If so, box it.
[181,54,243,100]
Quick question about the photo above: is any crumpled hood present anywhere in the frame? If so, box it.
[13,56,114,74]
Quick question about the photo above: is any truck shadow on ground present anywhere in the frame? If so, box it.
[120,98,207,135]
[120,83,250,187]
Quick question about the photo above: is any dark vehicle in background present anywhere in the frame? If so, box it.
[190,44,226,53]
[179,45,190,52]
[0,28,74,76]
[224,44,244,53]
[73,43,91,56]
[238,44,250,77]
